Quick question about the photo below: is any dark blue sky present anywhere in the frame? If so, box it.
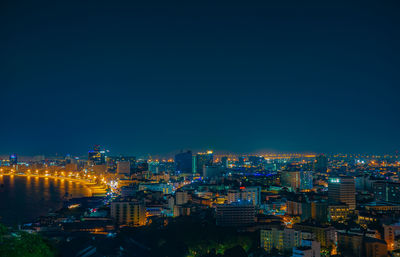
[1,0,399,156]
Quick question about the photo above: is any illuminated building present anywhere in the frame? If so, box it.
[117,161,131,176]
[384,223,400,251]
[195,151,213,174]
[248,156,264,166]
[192,155,197,173]
[120,186,136,197]
[357,212,378,226]
[328,203,349,222]
[92,164,107,174]
[88,145,106,166]
[364,237,387,257]
[173,205,191,217]
[174,150,192,174]
[293,223,336,248]
[328,176,356,210]
[364,201,400,213]
[281,170,300,191]
[216,202,255,227]
[393,249,400,257]
[260,228,304,254]
[287,199,311,221]
[238,156,245,166]
[148,160,159,174]
[175,190,190,205]
[311,200,328,224]
[65,163,78,172]
[138,183,173,194]
[300,170,313,190]
[9,153,17,166]
[136,161,148,173]
[107,156,136,173]
[373,181,400,204]
[314,154,328,173]
[227,186,261,206]
[221,156,229,169]
[292,239,321,257]
[110,199,146,227]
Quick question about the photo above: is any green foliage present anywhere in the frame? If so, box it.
[123,214,255,257]
[0,230,56,257]
[0,223,8,241]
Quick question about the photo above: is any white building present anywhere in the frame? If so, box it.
[227,186,261,206]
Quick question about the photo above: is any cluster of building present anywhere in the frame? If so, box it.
[2,148,400,257]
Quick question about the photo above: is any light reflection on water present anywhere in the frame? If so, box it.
[0,175,92,226]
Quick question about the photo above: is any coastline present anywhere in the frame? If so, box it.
[0,173,108,197]
[0,174,107,227]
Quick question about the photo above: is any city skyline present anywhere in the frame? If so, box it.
[2,1,400,256]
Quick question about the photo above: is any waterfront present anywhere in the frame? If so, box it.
[0,175,92,226]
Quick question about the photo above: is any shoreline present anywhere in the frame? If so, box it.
[0,174,108,228]
[0,173,108,197]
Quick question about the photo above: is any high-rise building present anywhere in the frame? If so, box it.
[148,161,159,174]
[88,145,106,166]
[9,154,17,166]
[314,154,328,173]
[311,200,329,224]
[221,156,229,169]
[110,199,146,227]
[192,155,197,173]
[328,176,356,210]
[281,170,301,191]
[300,170,313,190]
[196,151,213,174]
[174,150,192,174]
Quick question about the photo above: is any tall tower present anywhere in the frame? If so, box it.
[88,145,106,166]
[174,150,192,174]
[328,176,356,210]
[9,154,17,166]
[196,150,213,174]
[315,154,328,173]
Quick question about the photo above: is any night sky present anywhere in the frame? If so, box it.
[1,0,399,156]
